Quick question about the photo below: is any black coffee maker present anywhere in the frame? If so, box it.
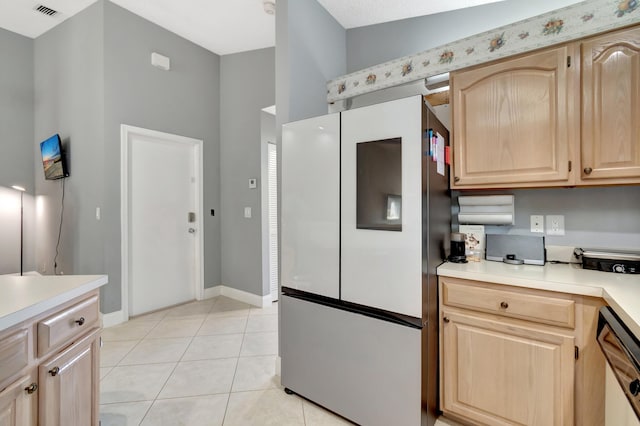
[448,232,467,263]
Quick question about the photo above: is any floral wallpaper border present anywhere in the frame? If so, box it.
[327,0,640,103]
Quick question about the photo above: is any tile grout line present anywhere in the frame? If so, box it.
[221,302,253,425]
[136,296,218,425]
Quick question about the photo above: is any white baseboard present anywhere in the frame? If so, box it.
[101,310,127,328]
[203,286,222,300]
[275,356,281,378]
[204,285,271,308]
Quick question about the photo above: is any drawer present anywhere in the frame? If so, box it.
[442,279,575,328]
[0,329,30,390]
[38,295,99,357]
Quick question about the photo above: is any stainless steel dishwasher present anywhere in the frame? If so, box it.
[597,306,640,426]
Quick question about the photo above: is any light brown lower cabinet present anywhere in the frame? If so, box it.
[39,328,100,426]
[0,290,101,426]
[439,277,605,426]
[0,372,37,426]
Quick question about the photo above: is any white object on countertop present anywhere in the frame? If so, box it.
[0,275,108,331]
[458,195,514,225]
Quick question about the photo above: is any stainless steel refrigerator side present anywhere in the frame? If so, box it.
[421,104,451,425]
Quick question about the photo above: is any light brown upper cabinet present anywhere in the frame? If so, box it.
[581,25,640,184]
[450,24,640,189]
[451,44,577,189]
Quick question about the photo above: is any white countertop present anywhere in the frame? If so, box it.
[437,260,640,336]
[0,275,108,331]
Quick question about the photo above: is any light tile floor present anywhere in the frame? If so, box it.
[99,296,353,426]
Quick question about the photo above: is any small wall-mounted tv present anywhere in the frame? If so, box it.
[40,134,69,180]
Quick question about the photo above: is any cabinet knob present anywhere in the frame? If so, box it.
[443,317,450,323]
[24,383,38,394]
[583,167,593,175]
[75,317,85,326]
[454,177,460,182]
[630,379,640,396]
[49,367,60,377]
[500,301,509,309]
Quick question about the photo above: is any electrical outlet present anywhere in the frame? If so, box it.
[244,207,252,218]
[530,215,544,233]
[546,215,565,236]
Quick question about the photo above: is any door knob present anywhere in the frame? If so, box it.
[630,379,640,396]
[500,301,509,309]
[443,317,450,323]
[584,167,593,175]
[188,228,196,234]
[49,367,60,376]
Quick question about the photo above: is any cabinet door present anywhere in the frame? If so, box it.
[39,329,100,426]
[0,374,37,426]
[442,310,575,425]
[581,26,640,184]
[451,45,576,188]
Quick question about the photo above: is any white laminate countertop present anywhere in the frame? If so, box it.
[437,260,640,336]
[0,275,108,331]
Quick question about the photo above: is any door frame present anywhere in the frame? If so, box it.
[120,124,204,320]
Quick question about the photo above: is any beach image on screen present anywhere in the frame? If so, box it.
[41,136,64,179]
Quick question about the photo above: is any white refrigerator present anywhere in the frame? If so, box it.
[281,95,450,426]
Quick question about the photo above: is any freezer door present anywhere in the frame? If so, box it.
[341,96,423,318]
[281,295,421,426]
[281,114,340,299]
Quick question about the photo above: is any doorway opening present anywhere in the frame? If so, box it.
[260,107,278,302]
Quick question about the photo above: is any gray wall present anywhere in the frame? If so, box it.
[0,28,35,274]
[33,0,222,314]
[276,0,346,125]
[0,28,34,193]
[453,187,640,250]
[102,1,221,312]
[34,2,105,280]
[346,0,580,72]
[0,187,35,274]
[220,47,275,296]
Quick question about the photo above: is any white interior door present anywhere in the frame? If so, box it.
[268,143,279,301]
[125,127,202,316]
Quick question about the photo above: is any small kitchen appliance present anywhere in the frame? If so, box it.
[485,234,545,265]
[575,248,640,274]
[448,232,467,263]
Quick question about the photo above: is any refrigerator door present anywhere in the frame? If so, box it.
[341,96,423,318]
[281,114,340,299]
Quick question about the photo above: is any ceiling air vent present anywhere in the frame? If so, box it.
[34,4,59,17]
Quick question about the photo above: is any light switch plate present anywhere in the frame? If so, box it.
[244,207,252,218]
[249,178,257,189]
[530,215,544,233]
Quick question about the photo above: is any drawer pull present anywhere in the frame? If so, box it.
[500,301,509,309]
[75,317,85,326]
[630,379,640,396]
[584,167,593,175]
[454,177,460,182]
[24,383,38,394]
[49,367,60,377]
[443,317,450,323]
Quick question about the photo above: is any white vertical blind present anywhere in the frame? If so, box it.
[268,143,279,301]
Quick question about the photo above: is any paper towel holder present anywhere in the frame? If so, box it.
[458,195,514,226]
